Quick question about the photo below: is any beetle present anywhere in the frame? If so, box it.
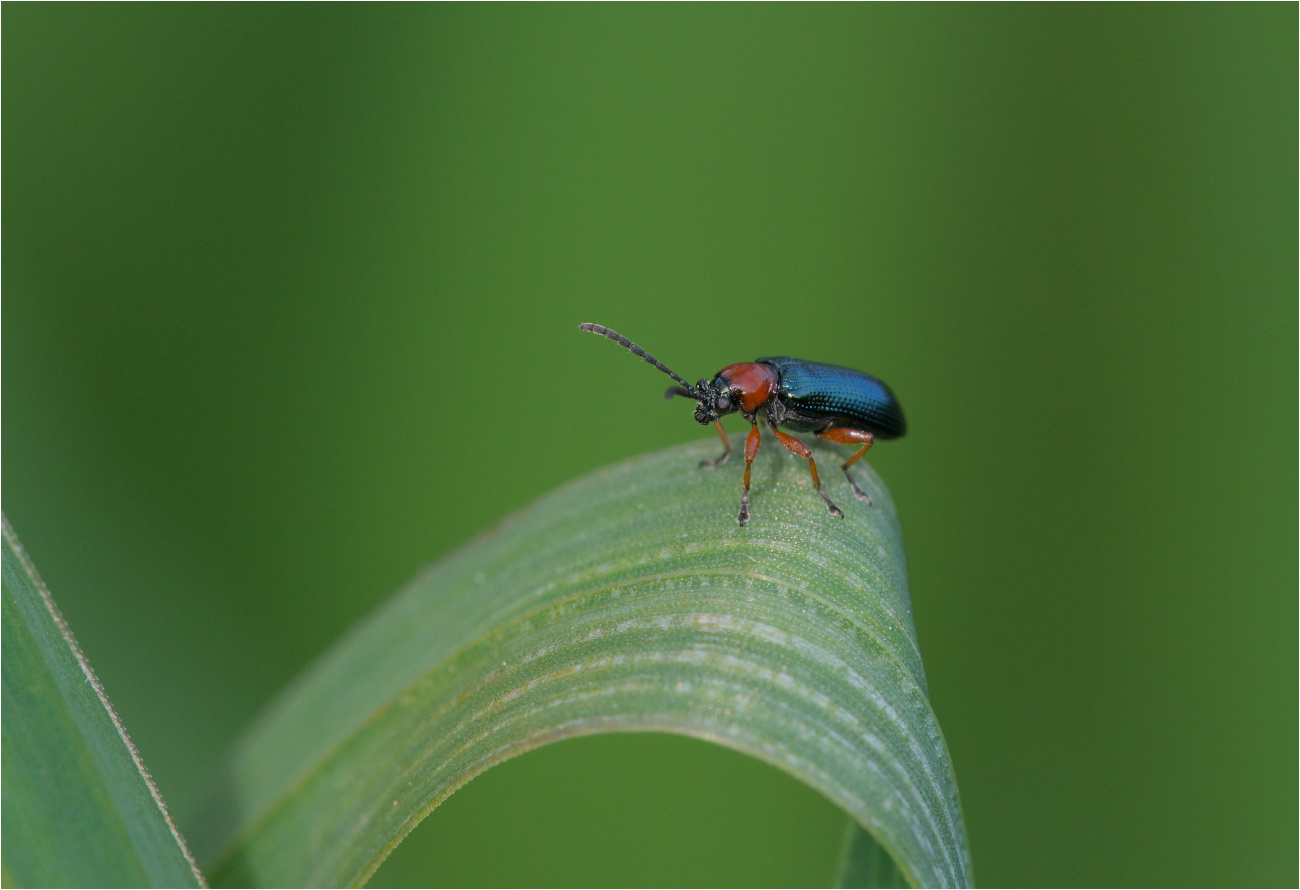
[579,322,906,525]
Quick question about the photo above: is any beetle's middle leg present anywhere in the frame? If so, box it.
[816,427,876,504]
[772,428,843,518]
[700,420,732,469]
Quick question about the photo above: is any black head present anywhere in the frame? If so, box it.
[685,375,738,426]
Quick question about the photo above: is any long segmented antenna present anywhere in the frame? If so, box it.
[579,323,698,395]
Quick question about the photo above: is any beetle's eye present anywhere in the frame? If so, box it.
[716,394,731,412]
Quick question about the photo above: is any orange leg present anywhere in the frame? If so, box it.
[700,420,732,469]
[816,428,875,504]
[737,423,761,526]
[772,428,844,518]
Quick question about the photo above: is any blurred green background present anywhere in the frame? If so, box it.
[4,5,1295,886]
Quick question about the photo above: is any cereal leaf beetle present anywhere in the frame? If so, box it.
[579,323,906,526]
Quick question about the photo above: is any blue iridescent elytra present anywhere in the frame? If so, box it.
[757,357,907,439]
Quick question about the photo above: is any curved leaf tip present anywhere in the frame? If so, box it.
[195,437,971,887]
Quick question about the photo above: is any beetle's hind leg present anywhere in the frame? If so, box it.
[816,428,876,504]
[700,421,732,469]
[772,428,844,518]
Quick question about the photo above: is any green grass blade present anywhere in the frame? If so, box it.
[1,517,205,887]
[196,438,971,887]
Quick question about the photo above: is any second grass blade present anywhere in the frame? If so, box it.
[2,517,205,887]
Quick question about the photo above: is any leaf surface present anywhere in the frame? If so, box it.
[1,517,205,887]
[197,438,971,887]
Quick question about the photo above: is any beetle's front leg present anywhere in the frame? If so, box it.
[773,428,843,518]
[736,423,761,526]
[699,420,732,469]
[816,427,875,504]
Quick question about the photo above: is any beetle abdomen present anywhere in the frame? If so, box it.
[758,357,907,439]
